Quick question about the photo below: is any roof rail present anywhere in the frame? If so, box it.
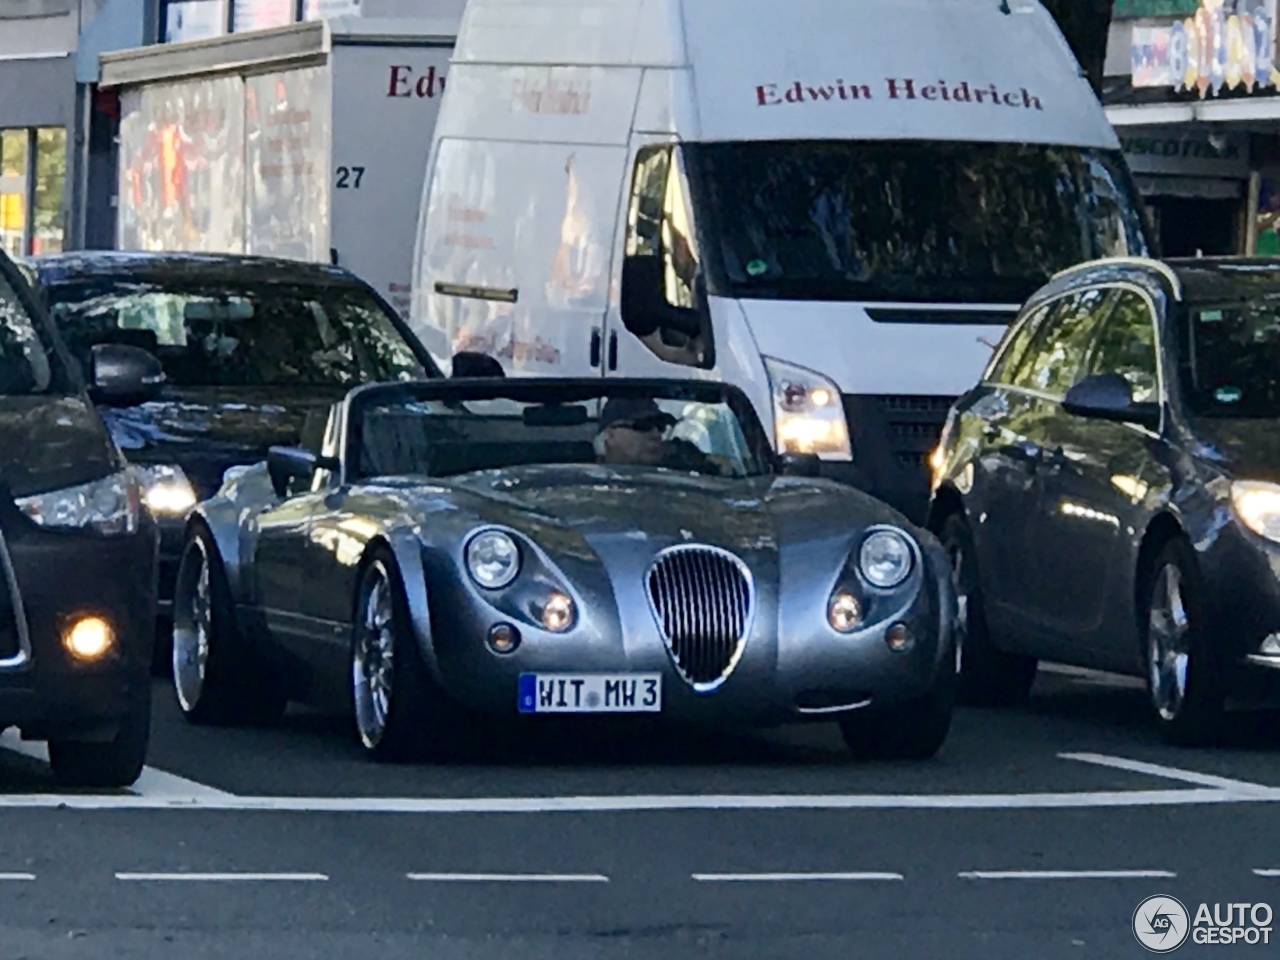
[1050,257,1183,300]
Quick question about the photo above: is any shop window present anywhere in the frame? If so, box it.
[33,128,65,255]
[0,130,27,259]
[0,127,66,257]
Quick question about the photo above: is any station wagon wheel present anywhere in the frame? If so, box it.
[1142,539,1225,746]
[938,513,1037,707]
[351,548,439,763]
[172,524,286,727]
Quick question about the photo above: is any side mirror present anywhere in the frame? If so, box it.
[1062,373,1161,430]
[620,253,701,339]
[266,446,340,499]
[87,343,166,407]
[778,452,822,478]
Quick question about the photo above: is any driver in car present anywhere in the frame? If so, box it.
[594,397,726,475]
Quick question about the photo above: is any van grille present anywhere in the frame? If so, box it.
[874,395,955,468]
[646,546,753,690]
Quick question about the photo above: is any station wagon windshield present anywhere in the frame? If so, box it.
[1180,297,1280,418]
[46,278,429,388]
[353,385,774,480]
[686,140,1150,305]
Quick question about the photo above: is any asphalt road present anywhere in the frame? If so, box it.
[2,664,1280,959]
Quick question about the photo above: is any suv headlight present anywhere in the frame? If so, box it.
[1231,480,1280,541]
[763,356,852,460]
[16,469,143,537]
[859,528,914,589]
[136,464,198,517]
[466,529,521,589]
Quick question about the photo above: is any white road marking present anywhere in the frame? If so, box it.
[0,785,1266,812]
[0,729,234,800]
[1060,752,1274,795]
[959,870,1176,880]
[0,873,35,880]
[407,873,608,883]
[1039,663,1145,689]
[692,872,903,882]
[115,872,328,882]
[1254,870,1280,877]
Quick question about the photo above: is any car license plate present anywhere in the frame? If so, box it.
[517,673,662,714]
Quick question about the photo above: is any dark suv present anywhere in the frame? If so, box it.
[930,256,1280,745]
[0,248,158,787]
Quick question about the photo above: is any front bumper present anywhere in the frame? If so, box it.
[0,502,158,740]
[424,542,957,726]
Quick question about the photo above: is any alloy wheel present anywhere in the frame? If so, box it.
[1148,563,1191,722]
[353,564,396,749]
[173,538,212,714]
[944,533,968,675]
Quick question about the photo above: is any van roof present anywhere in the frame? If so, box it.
[452,0,1118,149]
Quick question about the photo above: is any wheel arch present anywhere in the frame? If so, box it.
[926,483,967,535]
[1133,511,1189,632]
[357,529,442,683]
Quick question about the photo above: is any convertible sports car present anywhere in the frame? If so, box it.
[171,377,959,761]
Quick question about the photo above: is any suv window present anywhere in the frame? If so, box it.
[987,303,1049,385]
[0,269,57,396]
[1082,289,1160,403]
[1010,288,1113,396]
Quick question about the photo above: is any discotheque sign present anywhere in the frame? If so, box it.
[1130,0,1280,95]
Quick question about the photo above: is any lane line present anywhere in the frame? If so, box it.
[0,730,235,800]
[1253,870,1280,877]
[115,872,329,882]
[1059,752,1274,795]
[692,872,903,882]
[407,873,608,883]
[0,786,1269,812]
[959,870,1176,880]
[0,873,35,880]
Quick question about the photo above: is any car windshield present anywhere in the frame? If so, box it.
[45,276,433,388]
[685,140,1151,305]
[1179,295,1280,418]
[0,268,63,397]
[351,382,775,481]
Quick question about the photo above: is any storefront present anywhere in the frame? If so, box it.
[1111,0,1280,255]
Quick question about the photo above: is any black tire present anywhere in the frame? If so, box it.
[151,616,173,679]
[839,660,956,761]
[48,681,151,789]
[938,512,1037,707]
[351,547,450,763]
[1142,538,1225,746]
[171,524,286,727]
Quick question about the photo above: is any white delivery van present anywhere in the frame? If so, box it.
[409,0,1153,523]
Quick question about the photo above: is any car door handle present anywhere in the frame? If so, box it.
[590,328,602,368]
[607,331,618,371]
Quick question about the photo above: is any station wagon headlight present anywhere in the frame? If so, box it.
[1231,480,1280,541]
[466,530,521,589]
[859,528,914,589]
[764,356,852,461]
[136,464,198,517]
[16,469,142,537]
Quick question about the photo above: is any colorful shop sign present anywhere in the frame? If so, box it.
[1131,0,1280,95]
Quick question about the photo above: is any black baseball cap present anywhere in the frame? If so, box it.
[599,396,677,431]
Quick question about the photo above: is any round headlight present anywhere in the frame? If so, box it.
[859,529,914,589]
[466,530,521,589]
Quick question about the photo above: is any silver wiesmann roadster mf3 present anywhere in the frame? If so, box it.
[170,377,960,761]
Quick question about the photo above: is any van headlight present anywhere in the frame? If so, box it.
[16,469,143,537]
[136,464,198,517]
[1231,480,1280,541]
[763,356,852,460]
[859,528,914,589]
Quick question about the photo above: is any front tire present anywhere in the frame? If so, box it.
[1143,538,1225,746]
[839,669,955,762]
[938,513,1037,707]
[48,682,150,789]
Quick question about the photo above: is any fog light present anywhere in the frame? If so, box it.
[827,591,862,633]
[63,615,114,660]
[541,592,575,633]
[885,623,914,653]
[1262,634,1280,656]
[487,623,521,654]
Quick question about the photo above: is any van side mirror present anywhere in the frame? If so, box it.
[88,343,165,407]
[1062,373,1161,431]
[620,254,701,339]
[266,446,341,499]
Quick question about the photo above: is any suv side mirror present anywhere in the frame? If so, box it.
[778,452,822,477]
[88,343,165,407]
[620,253,701,339]
[1062,373,1161,431]
[266,446,340,499]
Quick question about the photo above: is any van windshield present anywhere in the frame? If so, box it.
[684,140,1151,306]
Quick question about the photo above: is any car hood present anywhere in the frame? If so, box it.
[102,386,344,498]
[1189,418,1280,484]
[0,394,120,499]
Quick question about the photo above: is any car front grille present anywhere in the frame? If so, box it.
[646,546,753,690]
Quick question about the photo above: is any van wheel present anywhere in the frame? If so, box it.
[48,681,151,789]
[1143,538,1225,746]
[938,513,1037,707]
